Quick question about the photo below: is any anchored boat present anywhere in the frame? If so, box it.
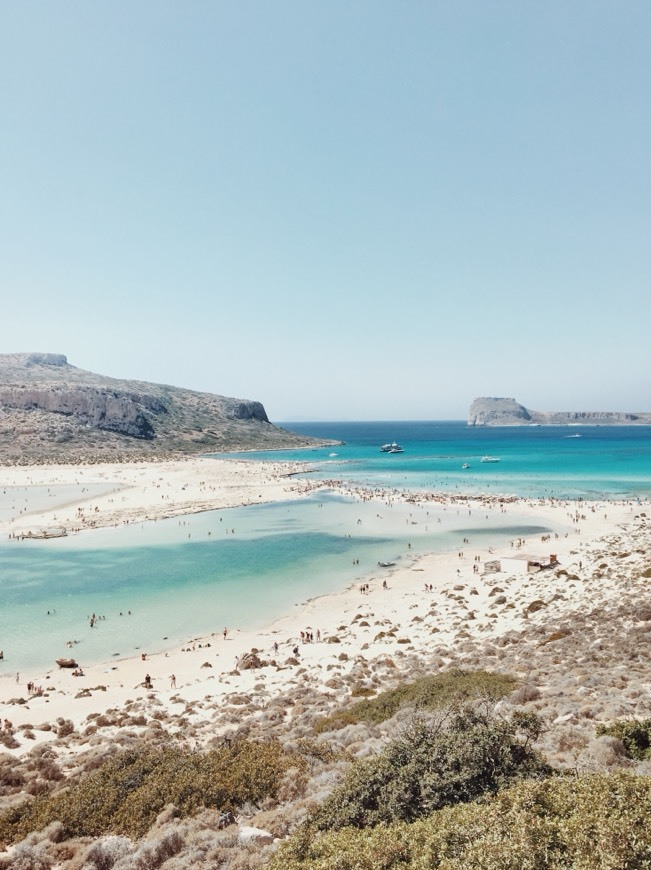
[380,442,404,453]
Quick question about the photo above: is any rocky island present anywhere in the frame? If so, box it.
[468,396,651,426]
[0,353,326,463]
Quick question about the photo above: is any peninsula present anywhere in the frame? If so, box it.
[0,353,326,463]
[468,396,651,426]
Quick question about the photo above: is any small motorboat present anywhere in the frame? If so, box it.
[56,658,78,669]
[380,442,404,453]
[462,463,470,469]
[378,561,396,568]
[480,456,500,463]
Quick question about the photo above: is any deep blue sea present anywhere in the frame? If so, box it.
[1,421,649,675]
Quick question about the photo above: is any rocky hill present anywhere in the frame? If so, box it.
[468,396,651,426]
[0,353,324,463]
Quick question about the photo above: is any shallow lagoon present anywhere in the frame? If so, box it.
[4,420,649,675]
[0,489,552,673]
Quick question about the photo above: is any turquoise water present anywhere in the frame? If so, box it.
[1,421,649,675]
[231,421,651,500]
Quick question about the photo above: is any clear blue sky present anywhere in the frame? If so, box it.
[2,2,649,421]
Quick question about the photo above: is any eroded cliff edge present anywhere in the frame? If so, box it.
[468,397,651,426]
[0,353,323,463]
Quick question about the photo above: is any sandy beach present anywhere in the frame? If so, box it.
[1,457,648,763]
[0,456,319,541]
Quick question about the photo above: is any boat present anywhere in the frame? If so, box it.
[462,462,470,469]
[380,442,403,453]
[56,658,78,669]
[480,456,500,463]
[378,561,396,567]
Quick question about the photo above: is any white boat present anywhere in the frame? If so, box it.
[380,442,404,453]
[462,462,470,469]
[480,456,500,463]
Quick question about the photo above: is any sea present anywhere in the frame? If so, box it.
[1,421,650,675]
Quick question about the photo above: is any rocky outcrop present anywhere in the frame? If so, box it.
[468,397,651,426]
[0,352,325,463]
[0,387,165,439]
[468,398,532,426]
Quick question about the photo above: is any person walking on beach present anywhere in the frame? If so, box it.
[170,674,176,689]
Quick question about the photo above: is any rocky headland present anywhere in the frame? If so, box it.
[0,353,327,463]
[468,396,651,426]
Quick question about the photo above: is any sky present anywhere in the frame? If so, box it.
[1,2,649,421]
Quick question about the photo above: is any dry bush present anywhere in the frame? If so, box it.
[56,720,75,739]
[0,732,20,750]
[0,756,26,793]
[77,835,134,869]
[554,726,590,754]
[511,684,542,704]
[115,829,184,869]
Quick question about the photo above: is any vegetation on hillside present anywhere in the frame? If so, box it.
[0,740,301,844]
[3,672,651,868]
[596,716,651,760]
[310,706,549,831]
[271,773,651,869]
[313,669,517,733]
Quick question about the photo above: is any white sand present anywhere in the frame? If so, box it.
[0,458,646,756]
[0,456,318,539]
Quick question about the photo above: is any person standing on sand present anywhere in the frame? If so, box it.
[170,674,176,689]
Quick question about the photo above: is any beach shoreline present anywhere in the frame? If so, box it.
[0,456,321,541]
[1,456,648,758]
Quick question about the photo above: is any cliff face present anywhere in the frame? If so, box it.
[467,398,532,426]
[468,397,651,426]
[0,386,165,439]
[0,353,319,463]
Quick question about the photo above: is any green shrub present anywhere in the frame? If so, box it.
[0,739,300,844]
[310,706,549,831]
[270,772,651,869]
[596,717,651,759]
[314,670,517,733]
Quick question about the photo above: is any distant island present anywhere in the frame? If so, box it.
[468,397,651,427]
[0,352,328,463]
